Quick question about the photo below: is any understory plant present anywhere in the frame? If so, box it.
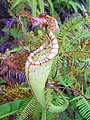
[0,0,90,120]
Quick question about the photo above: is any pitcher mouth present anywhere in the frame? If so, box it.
[28,57,51,65]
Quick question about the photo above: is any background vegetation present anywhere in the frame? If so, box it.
[0,0,90,120]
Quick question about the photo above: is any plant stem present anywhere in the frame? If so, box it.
[41,109,46,120]
[57,86,90,102]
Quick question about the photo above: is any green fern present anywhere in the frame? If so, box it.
[45,88,53,107]
[45,88,64,120]
[32,103,42,120]
[9,28,22,39]
[75,111,84,120]
[46,112,57,120]
[71,95,90,120]
[85,87,90,99]
[11,0,31,10]
[57,15,90,48]
[50,91,64,106]
[57,74,75,87]
[76,97,90,120]
[17,96,36,120]
[54,14,90,88]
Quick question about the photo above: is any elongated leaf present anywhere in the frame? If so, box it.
[70,96,83,102]
[86,0,90,12]
[11,0,31,9]
[11,0,23,9]
[17,97,36,120]
[38,0,44,13]
[85,87,90,98]
[26,0,31,5]
[68,1,82,12]
[47,0,55,14]
[0,99,26,119]
[8,47,23,53]
[31,0,37,16]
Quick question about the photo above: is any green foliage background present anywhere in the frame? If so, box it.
[0,0,90,120]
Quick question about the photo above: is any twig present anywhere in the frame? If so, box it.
[46,83,90,102]
[57,86,90,102]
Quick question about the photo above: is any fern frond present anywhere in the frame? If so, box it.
[45,88,53,105]
[55,14,90,82]
[85,87,90,99]
[75,111,84,120]
[56,14,90,47]
[46,113,56,120]
[45,89,65,120]
[32,103,42,120]
[58,75,75,87]
[76,97,90,120]
[55,96,64,106]
[17,96,36,120]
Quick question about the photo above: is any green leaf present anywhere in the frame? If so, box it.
[11,0,23,9]
[68,1,82,13]
[38,0,44,13]
[2,27,8,32]
[58,75,75,87]
[0,99,26,119]
[47,0,55,15]
[8,47,23,53]
[11,0,31,9]
[26,0,31,5]
[0,37,4,44]
[9,28,22,39]
[85,87,90,98]
[76,97,90,120]
[86,0,90,12]
[31,0,37,16]
[0,79,5,84]
[83,58,90,65]
[70,96,83,102]
[19,87,30,91]
[17,97,36,120]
